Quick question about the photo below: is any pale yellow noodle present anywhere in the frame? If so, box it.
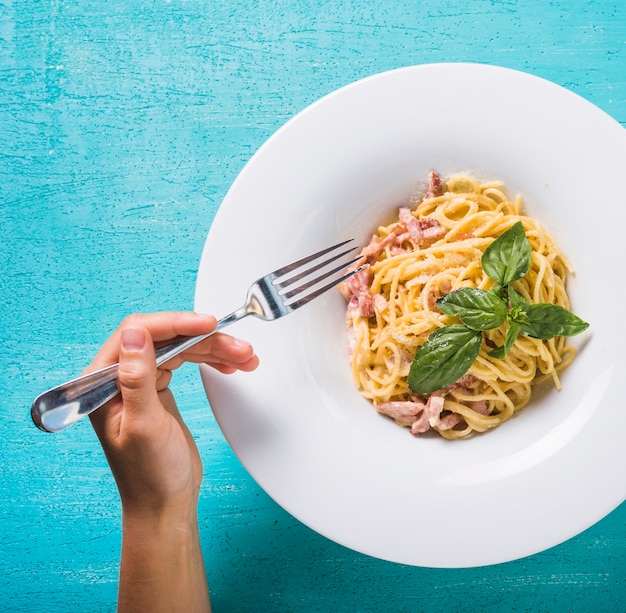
[348,174,577,439]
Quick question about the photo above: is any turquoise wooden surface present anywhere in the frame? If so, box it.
[1,0,624,611]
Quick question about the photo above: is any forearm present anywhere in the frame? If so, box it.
[118,509,211,613]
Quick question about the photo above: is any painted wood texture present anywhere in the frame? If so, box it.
[1,1,624,611]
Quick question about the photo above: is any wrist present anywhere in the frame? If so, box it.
[122,499,199,536]
[119,479,201,523]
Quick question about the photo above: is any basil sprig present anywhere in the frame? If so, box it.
[407,221,589,395]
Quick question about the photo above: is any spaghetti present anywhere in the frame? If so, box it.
[340,172,578,439]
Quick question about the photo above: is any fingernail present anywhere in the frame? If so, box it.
[232,338,252,350]
[121,328,146,351]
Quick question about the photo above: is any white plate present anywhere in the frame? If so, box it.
[195,63,626,567]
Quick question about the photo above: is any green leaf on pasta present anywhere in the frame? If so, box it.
[437,287,507,331]
[520,303,590,339]
[481,221,531,286]
[408,325,483,395]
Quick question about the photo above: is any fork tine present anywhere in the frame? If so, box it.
[285,263,370,310]
[271,238,355,279]
[274,245,358,289]
[279,254,364,300]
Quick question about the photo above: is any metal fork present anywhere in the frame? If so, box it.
[31,239,367,433]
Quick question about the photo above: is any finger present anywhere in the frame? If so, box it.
[89,326,161,440]
[203,354,260,374]
[88,312,217,371]
[156,368,173,391]
[125,312,217,341]
[159,334,257,369]
[196,334,256,363]
[163,350,259,372]
[115,326,160,423]
[207,363,239,375]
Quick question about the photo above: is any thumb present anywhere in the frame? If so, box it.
[117,326,159,418]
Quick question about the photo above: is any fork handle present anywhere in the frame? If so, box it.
[30,312,244,433]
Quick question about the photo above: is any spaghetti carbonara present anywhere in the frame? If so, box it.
[340,171,577,439]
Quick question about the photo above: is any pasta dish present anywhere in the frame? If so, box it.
[340,171,585,439]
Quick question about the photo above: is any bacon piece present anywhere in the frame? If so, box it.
[426,171,444,198]
[345,268,374,317]
[412,396,463,434]
[396,210,447,247]
[468,400,489,415]
[398,207,423,243]
[375,400,424,427]
[346,266,373,293]
[409,395,442,434]
[342,267,386,319]
[426,279,452,311]
[409,411,431,434]
[442,373,476,392]
[339,266,371,303]
[357,294,374,318]
[437,412,462,430]
[422,223,447,244]
[372,294,388,313]
[361,229,403,262]
[389,245,409,256]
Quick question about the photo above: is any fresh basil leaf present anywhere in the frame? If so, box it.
[481,221,532,286]
[489,321,521,359]
[437,288,507,331]
[408,324,483,394]
[507,286,529,311]
[520,303,590,339]
[489,284,505,300]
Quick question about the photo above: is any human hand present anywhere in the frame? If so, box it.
[85,312,259,516]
